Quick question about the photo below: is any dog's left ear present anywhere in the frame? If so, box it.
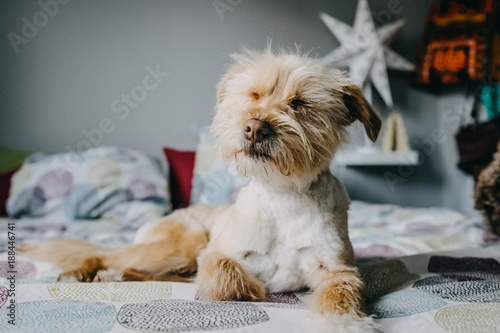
[342,84,382,142]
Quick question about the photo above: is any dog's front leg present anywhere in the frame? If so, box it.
[196,251,266,302]
[309,267,382,332]
[311,267,364,317]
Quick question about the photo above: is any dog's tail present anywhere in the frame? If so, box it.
[19,239,116,271]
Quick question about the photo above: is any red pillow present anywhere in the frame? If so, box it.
[0,168,18,216]
[163,147,196,209]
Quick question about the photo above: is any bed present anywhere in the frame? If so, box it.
[1,201,499,332]
[1,146,500,332]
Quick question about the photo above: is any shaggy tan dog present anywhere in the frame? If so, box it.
[22,49,382,332]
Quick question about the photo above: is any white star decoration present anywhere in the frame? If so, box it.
[320,0,414,107]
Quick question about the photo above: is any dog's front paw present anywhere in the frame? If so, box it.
[311,269,365,317]
[197,252,266,302]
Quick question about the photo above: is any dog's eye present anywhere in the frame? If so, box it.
[290,98,306,110]
[250,92,260,101]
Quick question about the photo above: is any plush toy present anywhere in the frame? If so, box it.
[475,143,500,236]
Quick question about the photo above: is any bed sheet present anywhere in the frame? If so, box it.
[0,201,499,332]
[2,244,500,332]
[348,201,499,258]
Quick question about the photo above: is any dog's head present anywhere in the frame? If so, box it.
[212,49,381,184]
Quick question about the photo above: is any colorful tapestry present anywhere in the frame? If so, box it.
[413,0,499,84]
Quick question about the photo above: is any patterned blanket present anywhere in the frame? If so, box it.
[348,201,499,258]
[1,244,500,332]
[1,201,499,332]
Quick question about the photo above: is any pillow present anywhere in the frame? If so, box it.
[190,128,249,206]
[0,168,18,216]
[7,146,171,225]
[162,147,196,209]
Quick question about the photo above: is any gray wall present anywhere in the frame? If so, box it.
[0,0,475,211]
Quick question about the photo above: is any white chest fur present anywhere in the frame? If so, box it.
[203,171,350,293]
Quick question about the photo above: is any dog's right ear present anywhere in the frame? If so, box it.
[342,84,382,142]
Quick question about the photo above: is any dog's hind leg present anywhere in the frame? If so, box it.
[91,237,204,283]
[23,221,208,283]
[74,221,207,283]
[93,267,196,283]
[99,222,207,281]
[57,256,107,283]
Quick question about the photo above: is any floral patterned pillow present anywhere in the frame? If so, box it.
[7,147,170,225]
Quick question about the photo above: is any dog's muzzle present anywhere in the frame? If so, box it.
[244,119,272,143]
[243,119,273,160]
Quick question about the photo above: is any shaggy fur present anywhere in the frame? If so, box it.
[21,49,382,332]
[475,143,500,236]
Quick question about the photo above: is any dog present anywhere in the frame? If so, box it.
[475,142,500,236]
[22,49,382,332]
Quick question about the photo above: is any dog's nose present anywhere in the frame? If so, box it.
[244,119,271,142]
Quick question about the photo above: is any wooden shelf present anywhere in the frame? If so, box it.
[334,150,419,166]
